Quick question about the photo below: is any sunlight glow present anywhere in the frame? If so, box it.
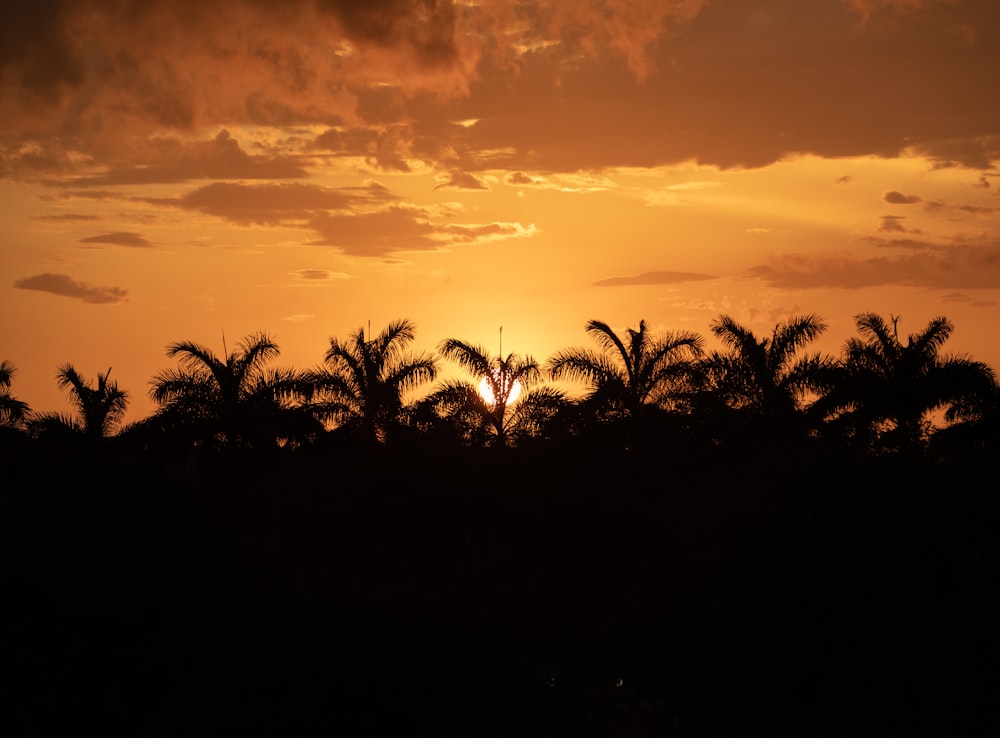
[478,370,522,406]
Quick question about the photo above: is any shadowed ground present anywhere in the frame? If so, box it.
[2,442,996,736]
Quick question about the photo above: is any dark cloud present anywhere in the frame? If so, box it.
[592,270,716,287]
[13,272,128,304]
[438,0,1000,171]
[321,0,460,68]
[434,171,489,190]
[311,126,413,171]
[1,0,997,180]
[78,231,153,248]
[157,181,396,225]
[309,207,440,256]
[883,190,923,204]
[67,131,307,186]
[834,175,853,185]
[506,171,540,186]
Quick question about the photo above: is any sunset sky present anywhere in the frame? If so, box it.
[2,0,998,423]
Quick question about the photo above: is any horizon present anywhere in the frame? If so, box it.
[3,0,998,423]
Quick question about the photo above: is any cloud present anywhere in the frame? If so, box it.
[309,207,440,256]
[592,270,717,287]
[748,242,1000,290]
[0,1,475,131]
[32,213,100,222]
[1,0,997,182]
[441,221,537,243]
[292,269,349,281]
[310,126,414,171]
[282,313,317,322]
[506,171,541,186]
[924,199,996,215]
[78,231,153,248]
[433,170,490,190]
[66,130,307,186]
[941,292,997,308]
[309,205,539,256]
[155,181,396,226]
[13,273,128,304]
[861,235,944,250]
[883,190,923,204]
[877,215,915,233]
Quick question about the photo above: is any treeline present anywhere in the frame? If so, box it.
[3,311,997,465]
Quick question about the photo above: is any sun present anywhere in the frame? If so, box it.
[478,370,522,406]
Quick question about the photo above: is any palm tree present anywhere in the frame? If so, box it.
[816,313,996,453]
[308,319,438,445]
[0,360,30,430]
[150,332,314,449]
[430,338,550,447]
[29,364,128,440]
[546,319,704,447]
[704,313,833,419]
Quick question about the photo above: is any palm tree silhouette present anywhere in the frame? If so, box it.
[817,313,996,453]
[546,320,704,448]
[0,360,30,430]
[29,364,128,439]
[704,313,833,421]
[308,319,438,445]
[150,332,311,449]
[432,338,549,447]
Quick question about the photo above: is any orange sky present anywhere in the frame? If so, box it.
[2,0,998,423]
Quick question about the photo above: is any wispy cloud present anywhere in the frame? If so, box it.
[442,221,537,243]
[291,269,350,281]
[309,207,538,256]
[13,273,128,304]
[749,242,1000,290]
[592,271,716,287]
[32,213,100,222]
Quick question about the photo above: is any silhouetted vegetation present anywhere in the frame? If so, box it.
[308,318,438,446]
[2,311,997,735]
[0,359,29,431]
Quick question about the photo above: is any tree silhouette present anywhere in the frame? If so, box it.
[150,332,314,449]
[308,319,438,445]
[0,360,30,430]
[430,338,551,447]
[816,313,996,453]
[704,313,833,418]
[546,319,704,449]
[29,364,128,440]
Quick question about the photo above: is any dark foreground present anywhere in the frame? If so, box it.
[2,442,997,736]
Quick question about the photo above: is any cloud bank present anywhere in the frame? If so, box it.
[1,0,996,180]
